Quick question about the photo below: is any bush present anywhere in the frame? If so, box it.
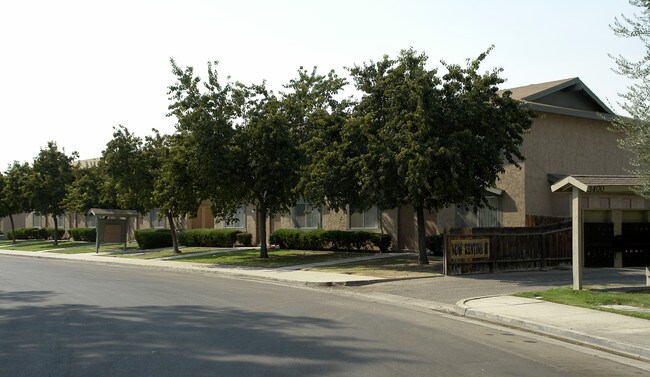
[178,229,242,247]
[426,234,444,256]
[40,227,65,240]
[269,229,392,252]
[369,233,392,253]
[236,232,253,247]
[135,229,173,249]
[6,227,40,240]
[69,227,96,242]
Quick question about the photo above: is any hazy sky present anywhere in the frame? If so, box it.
[0,0,642,168]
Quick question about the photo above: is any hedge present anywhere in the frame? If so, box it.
[134,229,173,249]
[69,227,96,242]
[268,229,392,252]
[426,234,444,256]
[4,227,65,240]
[236,232,253,247]
[179,229,242,247]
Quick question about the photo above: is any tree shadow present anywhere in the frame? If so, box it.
[451,267,646,287]
[0,290,57,303]
[1,298,413,376]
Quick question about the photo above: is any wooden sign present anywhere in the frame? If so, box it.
[449,238,490,260]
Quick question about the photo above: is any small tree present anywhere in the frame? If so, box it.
[232,83,302,258]
[0,162,32,243]
[29,142,77,245]
[63,162,118,226]
[102,126,201,253]
[610,1,650,197]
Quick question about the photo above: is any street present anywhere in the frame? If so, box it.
[0,256,647,376]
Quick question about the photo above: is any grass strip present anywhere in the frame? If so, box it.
[307,254,443,278]
[177,249,369,268]
[515,286,650,320]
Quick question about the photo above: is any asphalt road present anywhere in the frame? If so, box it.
[0,256,647,377]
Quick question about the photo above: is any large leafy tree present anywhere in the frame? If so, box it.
[232,83,302,258]
[167,59,240,227]
[310,48,533,264]
[62,162,118,225]
[102,126,201,254]
[0,162,33,243]
[611,1,650,197]
[29,142,77,245]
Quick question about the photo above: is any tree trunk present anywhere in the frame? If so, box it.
[259,206,268,259]
[53,215,59,246]
[416,206,429,265]
[167,212,181,254]
[9,214,16,244]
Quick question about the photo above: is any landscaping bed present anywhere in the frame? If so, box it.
[307,254,444,278]
[515,287,650,320]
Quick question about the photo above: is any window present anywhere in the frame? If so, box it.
[349,206,380,229]
[33,213,42,228]
[456,197,501,227]
[291,201,321,229]
[85,215,97,228]
[149,209,166,228]
[225,205,246,229]
[56,214,65,228]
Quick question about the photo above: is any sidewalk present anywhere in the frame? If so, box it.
[0,249,385,286]
[458,295,650,361]
[2,247,650,362]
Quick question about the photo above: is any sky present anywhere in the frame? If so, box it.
[0,0,643,168]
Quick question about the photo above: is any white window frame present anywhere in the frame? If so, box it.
[291,200,322,229]
[347,205,380,230]
[225,205,247,229]
[149,208,166,229]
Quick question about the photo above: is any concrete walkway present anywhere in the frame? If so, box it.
[2,247,650,363]
[458,295,650,361]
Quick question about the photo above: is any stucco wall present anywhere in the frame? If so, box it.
[519,113,631,222]
[496,162,526,226]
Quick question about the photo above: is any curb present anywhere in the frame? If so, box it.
[456,297,650,362]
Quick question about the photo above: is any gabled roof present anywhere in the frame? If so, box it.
[550,174,643,193]
[89,208,140,218]
[503,77,615,121]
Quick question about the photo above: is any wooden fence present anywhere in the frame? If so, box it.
[443,221,572,275]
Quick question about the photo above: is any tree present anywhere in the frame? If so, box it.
[29,142,77,245]
[102,126,201,254]
[62,161,118,227]
[167,59,240,230]
[308,48,533,264]
[611,1,650,197]
[0,162,32,243]
[231,83,302,258]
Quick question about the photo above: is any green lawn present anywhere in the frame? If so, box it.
[515,287,650,320]
[308,254,443,278]
[0,240,91,251]
[114,247,230,259]
[48,243,140,254]
[0,239,52,247]
[178,249,369,268]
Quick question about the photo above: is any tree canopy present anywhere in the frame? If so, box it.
[0,162,33,243]
[306,48,534,264]
[611,0,650,197]
[29,142,77,245]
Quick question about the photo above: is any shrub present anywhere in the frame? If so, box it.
[236,232,253,247]
[39,227,65,240]
[426,234,444,256]
[178,229,242,247]
[135,229,173,249]
[69,227,97,242]
[6,227,40,240]
[369,233,392,252]
[269,229,392,252]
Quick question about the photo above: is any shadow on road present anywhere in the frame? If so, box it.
[0,291,412,376]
